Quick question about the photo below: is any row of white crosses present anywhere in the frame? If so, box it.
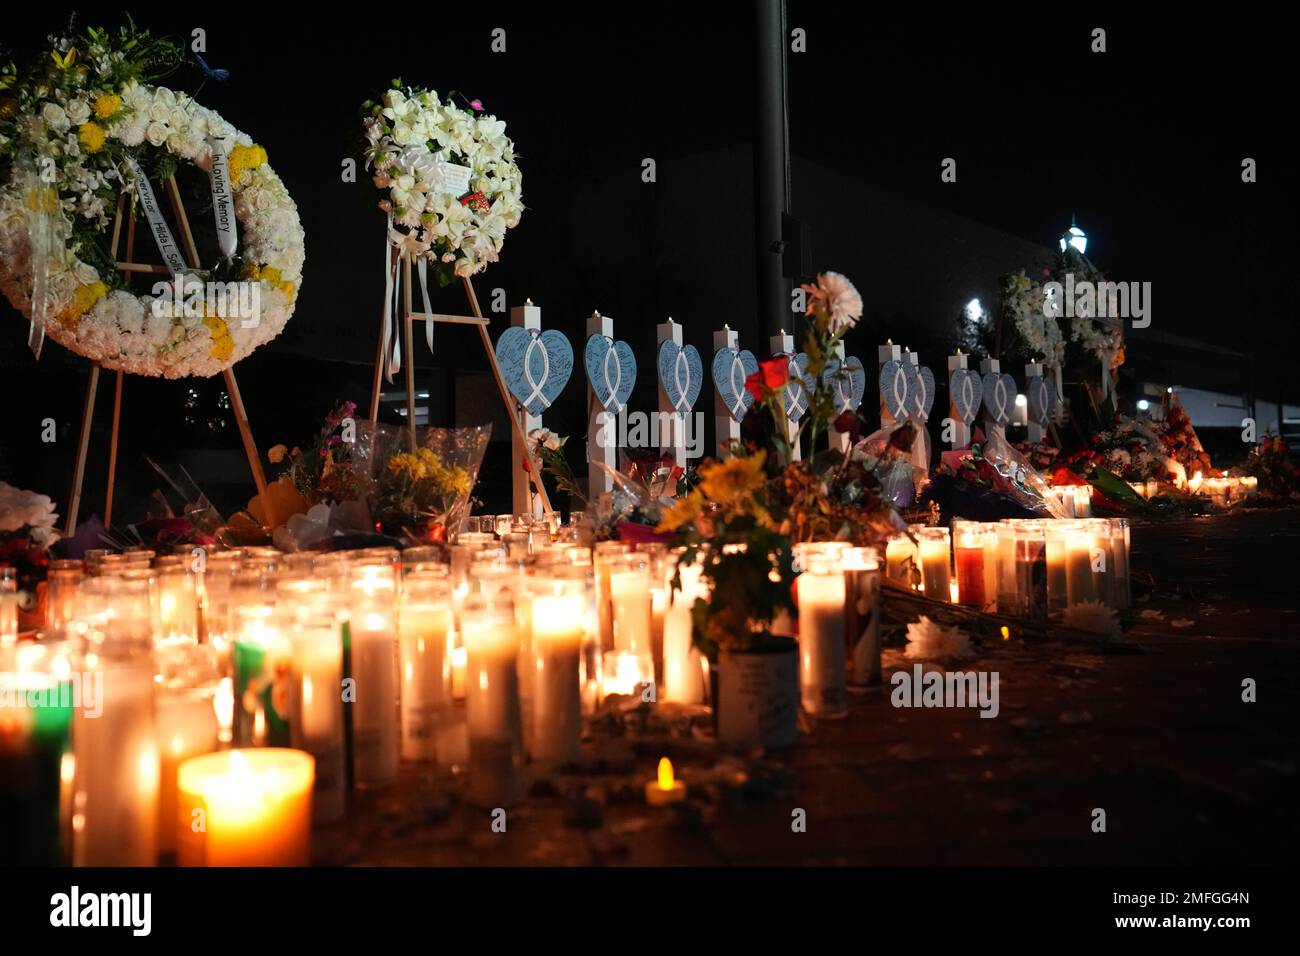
[945,349,1058,449]
[496,304,1060,514]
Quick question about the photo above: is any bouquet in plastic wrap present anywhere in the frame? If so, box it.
[359,423,491,543]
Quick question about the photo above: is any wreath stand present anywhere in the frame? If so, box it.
[365,249,555,519]
[64,181,270,535]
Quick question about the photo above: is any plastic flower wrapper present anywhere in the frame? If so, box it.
[591,460,677,544]
[352,422,490,542]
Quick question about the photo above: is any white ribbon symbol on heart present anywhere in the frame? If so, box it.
[725,351,747,418]
[671,348,693,413]
[521,332,553,411]
[601,337,624,414]
[957,374,978,423]
[783,356,808,419]
[889,366,907,415]
[990,377,1010,422]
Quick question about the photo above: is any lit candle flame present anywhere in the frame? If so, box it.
[657,757,675,790]
[1000,626,1010,641]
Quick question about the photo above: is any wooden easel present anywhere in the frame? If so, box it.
[366,250,555,518]
[65,179,270,534]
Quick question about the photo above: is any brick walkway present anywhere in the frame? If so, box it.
[323,508,1300,865]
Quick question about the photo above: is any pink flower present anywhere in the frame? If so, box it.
[470,99,483,111]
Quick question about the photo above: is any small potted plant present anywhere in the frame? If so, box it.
[658,452,799,750]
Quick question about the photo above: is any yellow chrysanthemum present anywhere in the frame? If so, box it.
[92,93,121,119]
[58,281,108,328]
[258,266,281,284]
[77,122,106,153]
[698,452,767,504]
[202,316,235,362]
[227,143,268,182]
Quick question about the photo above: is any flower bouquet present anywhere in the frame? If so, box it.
[1239,435,1300,499]
[0,481,59,631]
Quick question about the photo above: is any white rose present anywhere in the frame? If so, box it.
[41,102,71,132]
[154,87,177,108]
[146,122,169,147]
[65,99,91,125]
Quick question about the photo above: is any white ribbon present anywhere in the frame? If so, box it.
[21,167,62,360]
[725,351,747,419]
[380,215,442,382]
[206,138,237,260]
[601,338,625,414]
[125,157,187,275]
[671,349,693,414]
[1100,349,1117,400]
[521,331,553,411]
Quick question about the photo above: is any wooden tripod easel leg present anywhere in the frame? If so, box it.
[223,367,270,501]
[104,371,123,528]
[461,278,555,518]
[66,363,101,535]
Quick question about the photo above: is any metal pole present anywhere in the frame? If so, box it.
[754,0,790,339]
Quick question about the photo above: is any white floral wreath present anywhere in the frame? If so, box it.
[362,87,522,280]
[1002,270,1066,365]
[0,82,305,378]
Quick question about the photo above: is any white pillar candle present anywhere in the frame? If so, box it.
[1044,522,1073,613]
[609,556,652,655]
[350,568,399,788]
[1086,519,1116,607]
[1065,527,1097,606]
[461,595,523,807]
[398,573,452,762]
[155,676,218,858]
[530,580,584,765]
[798,557,847,717]
[884,534,916,587]
[1109,517,1131,610]
[662,561,705,704]
[74,660,158,866]
[279,580,346,823]
[843,547,881,686]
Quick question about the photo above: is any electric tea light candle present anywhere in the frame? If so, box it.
[176,748,314,866]
[645,756,686,806]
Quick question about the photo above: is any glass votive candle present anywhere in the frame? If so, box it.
[176,748,314,866]
[43,559,83,639]
[797,552,847,718]
[155,643,220,860]
[1044,521,1075,614]
[528,572,586,765]
[72,576,159,866]
[951,521,988,609]
[1011,524,1048,621]
[398,570,453,763]
[916,527,952,602]
[231,605,292,748]
[278,578,347,822]
[661,559,706,705]
[1073,485,1093,517]
[884,533,918,589]
[1109,517,1131,610]
[593,541,630,652]
[1,567,18,644]
[460,591,524,807]
[155,564,199,648]
[842,547,881,686]
[608,552,652,656]
[0,641,74,864]
[1084,518,1116,607]
[349,565,399,788]
[1064,524,1097,606]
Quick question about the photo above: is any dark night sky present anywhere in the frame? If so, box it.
[1,3,1295,515]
